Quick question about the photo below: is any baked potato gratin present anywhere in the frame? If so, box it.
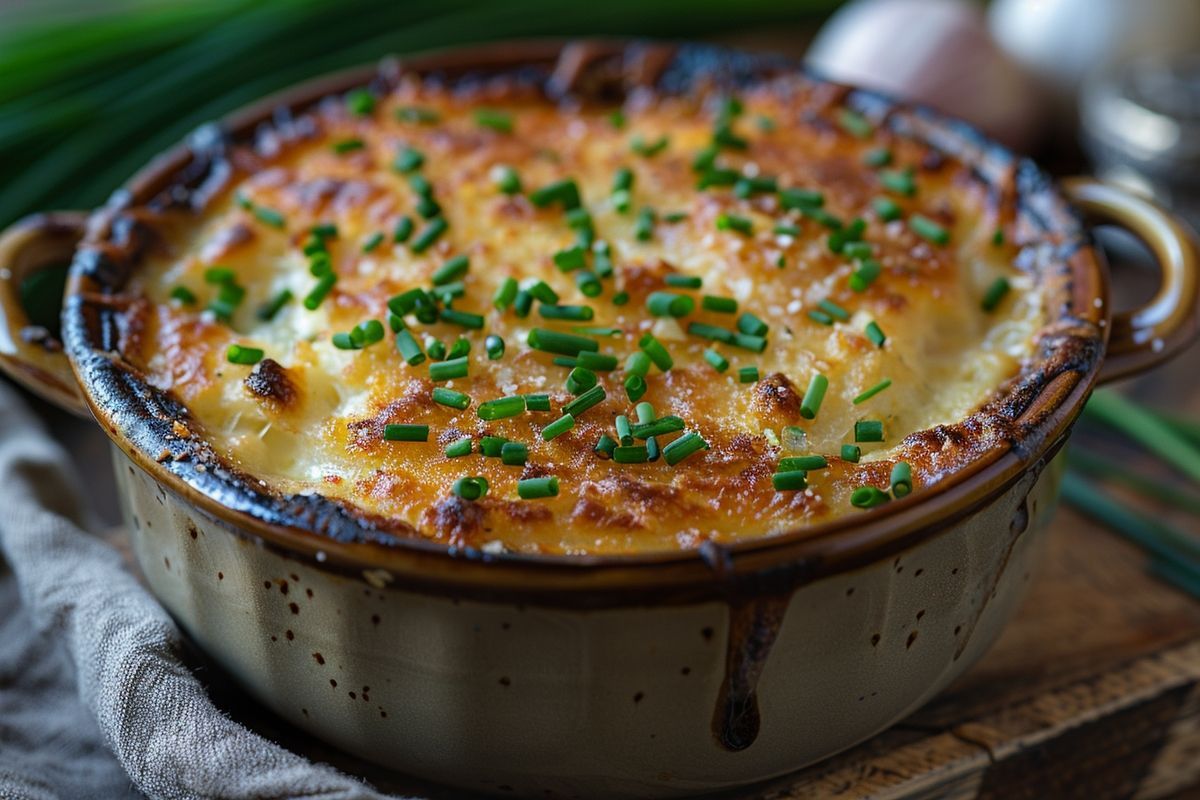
[118,69,1042,554]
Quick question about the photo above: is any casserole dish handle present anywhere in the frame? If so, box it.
[0,212,91,417]
[1062,177,1200,384]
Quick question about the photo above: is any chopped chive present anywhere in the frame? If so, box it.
[992,227,1005,246]
[538,304,594,321]
[410,217,448,254]
[396,106,440,124]
[226,344,263,365]
[595,434,618,458]
[872,196,902,222]
[853,379,892,404]
[613,445,650,464]
[712,124,748,151]
[303,272,336,310]
[575,351,618,370]
[704,348,729,373]
[524,393,551,411]
[445,436,473,458]
[624,374,647,402]
[625,350,651,378]
[837,108,873,138]
[477,395,526,421]
[208,282,246,320]
[529,178,581,210]
[734,176,778,198]
[346,88,375,117]
[608,109,626,129]
[395,329,426,366]
[566,366,597,394]
[774,223,802,236]
[716,213,753,236]
[573,270,600,298]
[817,299,850,321]
[909,214,950,245]
[354,319,385,346]
[430,388,470,411]
[446,336,471,359]
[518,477,559,499]
[361,232,384,253]
[664,275,702,290]
[481,436,508,457]
[527,328,598,356]
[638,333,673,371]
[635,207,656,241]
[738,366,759,383]
[864,321,887,347]
[393,216,414,243]
[612,291,630,306]
[204,266,236,284]
[562,385,606,417]
[493,277,518,310]
[542,413,576,441]
[572,327,620,339]
[635,402,660,462]
[493,164,522,195]
[849,259,882,293]
[646,291,694,317]
[880,168,916,197]
[696,168,740,190]
[526,280,559,305]
[170,286,197,305]
[452,477,488,501]
[424,337,447,361]
[851,486,891,508]
[592,240,614,277]
[843,242,873,259]
[863,147,892,167]
[474,108,513,133]
[982,277,1011,312]
[616,415,634,446]
[800,374,829,419]
[809,309,834,326]
[737,312,768,337]
[692,144,719,173]
[438,309,484,329]
[612,168,634,212]
[429,356,468,382]
[501,442,529,465]
[702,295,737,313]
[553,245,587,272]
[687,321,734,343]
[732,333,767,353]
[801,206,844,229]
[332,138,364,155]
[485,334,505,360]
[393,146,424,173]
[631,416,684,439]
[773,470,808,491]
[780,455,827,471]
[779,188,825,209]
[416,195,441,219]
[383,424,429,442]
[855,420,884,442]
[663,432,708,466]
[513,289,533,318]
[890,462,913,497]
[630,134,669,157]
[408,173,432,196]
[431,254,469,286]
[841,444,861,463]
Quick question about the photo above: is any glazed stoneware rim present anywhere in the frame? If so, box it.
[61,38,1108,600]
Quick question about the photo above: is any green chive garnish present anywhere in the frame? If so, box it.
[425,337,447,361]
[396,106,440,124]
[880,168,916,197]
[837,108,873,139]
[538,304,593,321]
[732,333,767,353]
[383,424,429,442]
[346,88,375,117]
[687,322,734,343]
[474,108,513,133]
[431,254,469,286]
[204,266,235,284]
[616,415,633,445]
[526,280,559,305]
[438,309,483,329]
[716,213,753,236]
[572,271,600,298]
[362,232,384,253]
[562,385,606,417]
[865,321,886,347]
[872,196,902,222]
[663,432,708,466]
[393,147,424,173]
[445,437,473,458]
[739,366,759,383]
[613,445,650,464]
[737,312,768,337]
[853,379,892,404]
[395,330,426,366]
[477,395,526,421]
[842,242,873,259]
[612,168,634,213]
[696,168,739,190]
[891,462,913,497]
[226,344,263,365]
[501,442,529,465]
[665,274,702,289]
[485,334,505,360]
[595,434,618,459]
[773,470,808,491]
[704,348,729,373]
[800,374,828,419]
[982,277,1011,312]
[452,477,488,500]
[612,290,630,306]
[524,393,551,411]
[518,477,559,499]
[553,245,587,272]
[779,188,825,211]
[566,367,597,394]
[481,436,508,457]
[542,413,576,441]
[855,420,884,442]
[630,134,668,157]
[631,415,684,439]
[332,138,364,155]
[446,337,470,359]
[647,291,694,317]
[608,110,626,129]
[908,214,950,245]
[851,486,891,508]
[529,178,581,210]
[638,333,673,371]
[702,295,737,313]
[576,351,618,370]
[256,289,292,321]
[692,144,719,173]
[303,272,336,310]
[432,387,471,410]
[841,444,861,463]
[625,351,651,378]
[992,227,1005,246]
[513,290,533,318]
[492,277,518,311]
[774,223,802,236]
[624,374,647,402]
[170,286,197,305]
[393,216,414,243]
[527,328,599,356]
[849,259,882,293]
[635,207,656,241]
[410,217,448,254]
[780,455,827,471]
[429,356,468,382]
[494,165,522,195]
[863,147,892,167]
[734,176,778,199]
[817,299,850,321]
[808,310,834,326]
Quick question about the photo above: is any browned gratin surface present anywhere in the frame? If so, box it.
[114,69,1043,555]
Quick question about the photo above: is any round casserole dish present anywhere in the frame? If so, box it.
[1,40,1198,798]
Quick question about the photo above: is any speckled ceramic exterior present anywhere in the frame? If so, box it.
[116,443,1061,798]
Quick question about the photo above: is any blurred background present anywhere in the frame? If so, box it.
[0,0,1197,581]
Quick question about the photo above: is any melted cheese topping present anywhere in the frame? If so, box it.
[123,75,1043,554]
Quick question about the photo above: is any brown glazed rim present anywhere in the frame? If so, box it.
[62,39,1108,604]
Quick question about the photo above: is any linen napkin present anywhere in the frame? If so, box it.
[0,380,401,800]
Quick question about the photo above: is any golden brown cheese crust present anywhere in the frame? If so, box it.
[118,72,1042,554]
